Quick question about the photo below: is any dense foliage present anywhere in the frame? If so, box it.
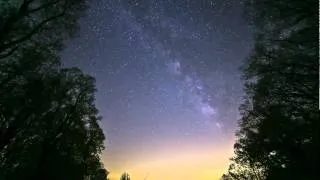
[222,0,318,179]
[0,0,108,179]
[0,0,86,58]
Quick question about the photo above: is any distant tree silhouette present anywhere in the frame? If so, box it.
[120,172,131,180]
[222,0,318,179]
[0,0,87,59]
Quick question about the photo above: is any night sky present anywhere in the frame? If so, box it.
[62,0,252,180]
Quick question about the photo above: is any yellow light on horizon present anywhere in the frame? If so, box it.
[103,140,234,180]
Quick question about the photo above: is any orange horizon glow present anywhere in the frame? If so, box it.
[102,137,235,180]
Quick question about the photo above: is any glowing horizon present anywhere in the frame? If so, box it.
[62,1,252,180]
[102,136,235,180]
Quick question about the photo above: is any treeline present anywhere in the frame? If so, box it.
[221,0,318,180]
[0,0,108,180]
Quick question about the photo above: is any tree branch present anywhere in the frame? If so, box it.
[0,46,18,59]
[27,0,61,15]
[0,0,34,36]
[0,10,66,51]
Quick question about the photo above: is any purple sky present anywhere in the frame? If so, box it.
[62,0,252,179]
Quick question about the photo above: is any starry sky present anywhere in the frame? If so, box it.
[62,0,252,180]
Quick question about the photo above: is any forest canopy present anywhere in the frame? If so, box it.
[222,0,318,179]
[0,0,108,179]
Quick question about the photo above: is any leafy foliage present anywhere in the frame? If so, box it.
[0,0,87,58]
[0,47,107,180]
[0,0,108,180]
[223,0,318,179]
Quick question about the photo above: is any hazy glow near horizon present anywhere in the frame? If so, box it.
[103,138,235,180]
[62,1,252,180]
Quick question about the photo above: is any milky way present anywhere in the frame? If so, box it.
[62,0,253,179]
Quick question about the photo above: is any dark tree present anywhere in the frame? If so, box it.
[0,0,108,179]
[0,49,107,179]
[223,0,318,179]
[120,172,131,180]
[0,0,87,59]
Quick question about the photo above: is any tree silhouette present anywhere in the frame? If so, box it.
[120,172,131,180]
[0,49,107,179]
[0,0,87,59]
[223,0,318,179]
[0,0,108,179]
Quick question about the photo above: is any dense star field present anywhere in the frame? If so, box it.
[62,0,252,179]
[0,0,317,179]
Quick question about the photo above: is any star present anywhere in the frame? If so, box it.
[61,0,252,179]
